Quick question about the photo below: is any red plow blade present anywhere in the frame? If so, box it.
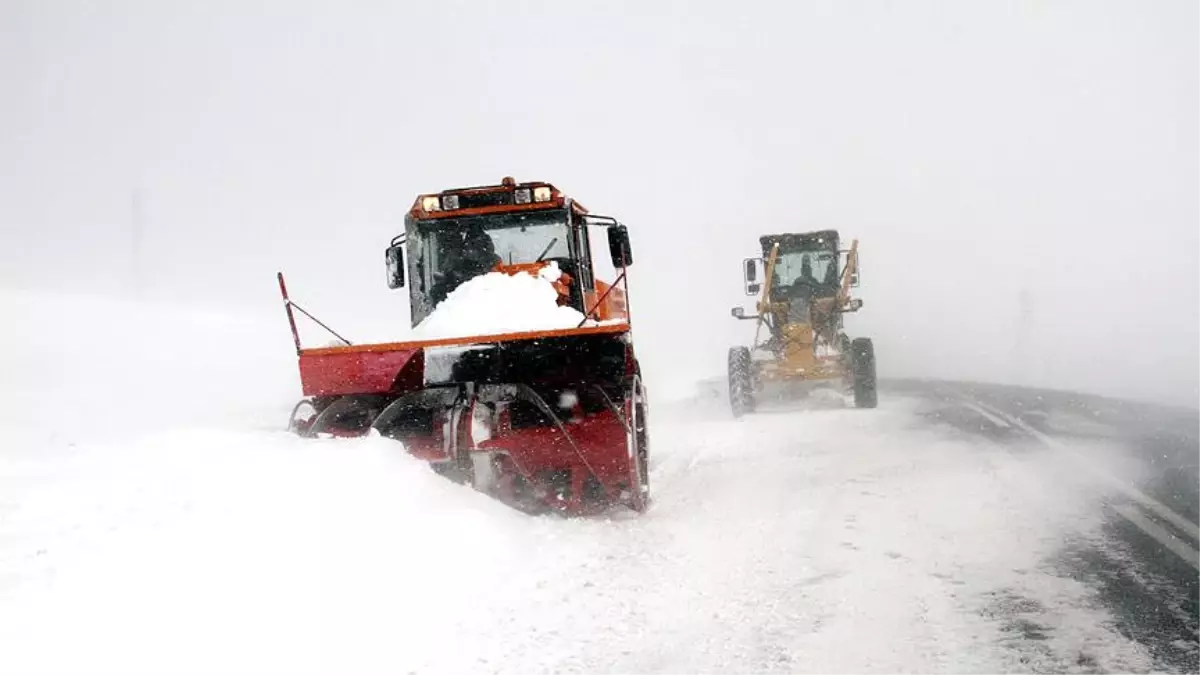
[287,326,648,515]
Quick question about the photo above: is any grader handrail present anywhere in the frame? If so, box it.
[836,239,859,308]
[752,242,781,347]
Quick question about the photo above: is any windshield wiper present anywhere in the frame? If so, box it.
[535,237,559,263]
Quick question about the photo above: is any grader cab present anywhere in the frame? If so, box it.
[727,230,876,416]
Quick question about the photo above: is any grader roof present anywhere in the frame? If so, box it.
[759,230,840,253]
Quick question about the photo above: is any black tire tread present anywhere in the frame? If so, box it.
[851,337,878,409]
[728,346,755,417]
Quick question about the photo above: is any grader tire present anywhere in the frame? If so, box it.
[851,337,878,409]
[728,346,755,418]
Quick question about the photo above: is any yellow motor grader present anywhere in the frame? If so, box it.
[727,230,876,416]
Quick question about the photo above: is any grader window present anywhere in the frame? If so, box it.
[772,251,840,292]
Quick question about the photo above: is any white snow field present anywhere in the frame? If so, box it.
[0,288,1154,674]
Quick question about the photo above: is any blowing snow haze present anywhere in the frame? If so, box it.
[1,1,1196,407]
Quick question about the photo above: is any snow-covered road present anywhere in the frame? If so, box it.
[0,290,1170,673]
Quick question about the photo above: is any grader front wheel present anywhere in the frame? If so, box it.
[728,346,756,417]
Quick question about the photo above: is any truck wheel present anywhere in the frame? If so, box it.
[852,338,877,409]
[629,374,650,511]
[728,346,755,417]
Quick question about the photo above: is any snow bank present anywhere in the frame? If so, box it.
[0,430,529,675]
[410,263,590,340]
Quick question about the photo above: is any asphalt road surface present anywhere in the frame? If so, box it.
[887,379,1199,673]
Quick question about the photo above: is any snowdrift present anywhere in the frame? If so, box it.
[0,431,530,674]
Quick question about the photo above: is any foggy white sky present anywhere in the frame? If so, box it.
[1,0,1196,406]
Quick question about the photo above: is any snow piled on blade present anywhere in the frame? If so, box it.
[410,262,591,340]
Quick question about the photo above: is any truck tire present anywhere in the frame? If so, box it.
[851,338,877,409]
[728,346,755,417]
[631,373,650,511]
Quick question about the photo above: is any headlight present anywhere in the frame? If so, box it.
[513,188,532,204]
[441,194,460,210]
[533,186,552,202]
[421,196,440,211]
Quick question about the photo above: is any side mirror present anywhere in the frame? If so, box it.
[731,306,759,320]
[385,243,405,289]
[608,224,633,268]
[743,258,765,296]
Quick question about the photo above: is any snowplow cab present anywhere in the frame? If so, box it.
[283,176,649,516]
[385,177,634,328]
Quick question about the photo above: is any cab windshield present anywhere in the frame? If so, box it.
[771,250,840,294]
[417,209,571,304]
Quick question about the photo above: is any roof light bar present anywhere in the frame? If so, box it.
[415,180,562,216]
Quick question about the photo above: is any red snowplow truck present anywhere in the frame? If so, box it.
[279,177,649,515]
